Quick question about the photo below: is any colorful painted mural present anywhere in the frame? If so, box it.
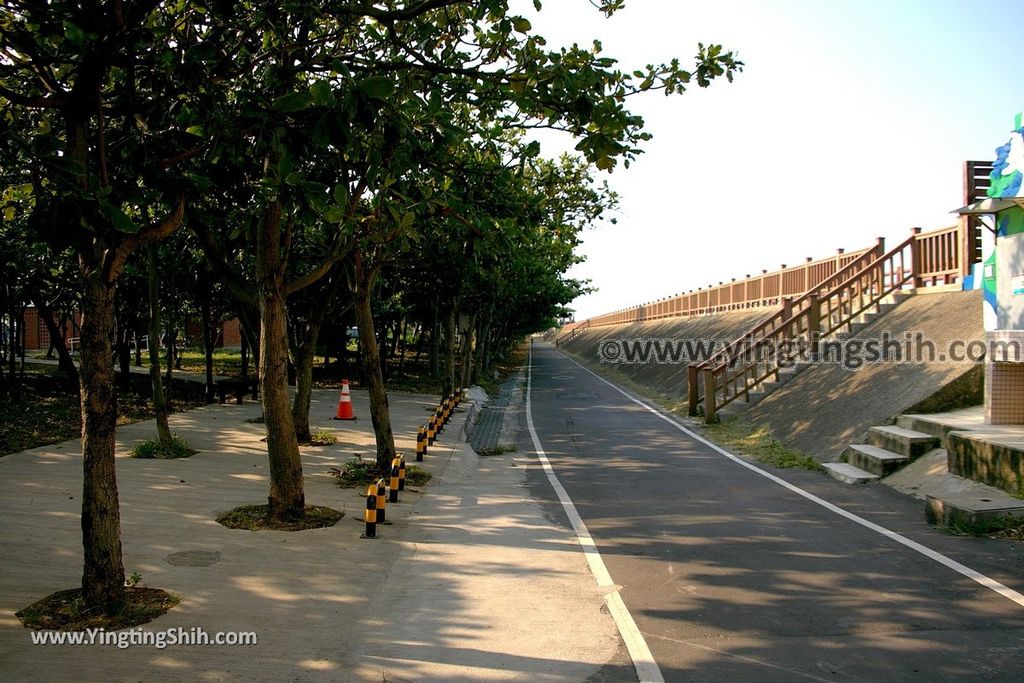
[974,113,1024,330]
[989,112,1024,200]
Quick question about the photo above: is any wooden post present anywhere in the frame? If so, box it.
[703,367,717,424]
[911,227,923,288]
[807,293,820,361]
[687,365,700,416]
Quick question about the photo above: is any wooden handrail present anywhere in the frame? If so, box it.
[554,318,590,347]
[690,233,920,421]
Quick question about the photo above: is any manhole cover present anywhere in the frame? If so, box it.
[165,550,222,567]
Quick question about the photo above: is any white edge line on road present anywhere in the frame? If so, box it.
[526,344,665,683]
[554,347,1024,610]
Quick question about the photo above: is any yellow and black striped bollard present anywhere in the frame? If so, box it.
[375,477,390,525]
[398,455,407,491]
[416,426,427,462]
[389,457,401,503]
[435,407,444,436]
[361,483,378,539]
[427,414,436,446]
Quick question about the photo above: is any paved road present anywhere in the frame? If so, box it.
[526,342,1024,682]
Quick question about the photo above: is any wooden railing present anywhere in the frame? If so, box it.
[687,228,943,422]
[912,225,960,286]
[554,318,590,347]
[583,246,873,328]
[686,238,887,417]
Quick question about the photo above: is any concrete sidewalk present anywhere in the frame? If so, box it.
[0,387,626,681]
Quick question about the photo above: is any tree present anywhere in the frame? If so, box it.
[1,1,209,612]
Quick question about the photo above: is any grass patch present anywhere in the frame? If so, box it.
[479,445,516,456]
[16,586,179,631]
[300,428,337,447]
[704,419,825,472]
[129,434,197,459]
[216,504,343,531]
[944,514,1024,542]
[330,457,432,488]
[331,456,381,488]
[405,464,432,486]
[989,519,1024,542]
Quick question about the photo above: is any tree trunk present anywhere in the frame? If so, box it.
[352,255,396,474]
[240,330,250,382]
[475,308,493,378]
[460,310,477,389]
[256,201,305,521]
[115,324,131,389]
[147,246,172,445]
[134,329,142,366]
[443,303,457,396]
[78,270,126,612]
[291,323,319,444]
[397,319,409,377]
[37,302,79,381]
[429,304,439,378]
[200,284,215,403]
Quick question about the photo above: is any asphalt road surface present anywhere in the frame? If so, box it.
[525,341,1024,682]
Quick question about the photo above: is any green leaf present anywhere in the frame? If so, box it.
[513,17,532,33]
[400,211,415,230]
[333,185,349,206]
[104,203,137,233]
[284,172,304,186]
[309,80,333,106]
[357,76,394,99]
[324,206,346,223]
[272,92,312,113]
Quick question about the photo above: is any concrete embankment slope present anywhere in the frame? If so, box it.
[559,308,769,402]
[745,289,984,461]
[561,290,984,462]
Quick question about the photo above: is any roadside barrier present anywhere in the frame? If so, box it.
[375,477,389,525]
[361,483,378,539]
[398,455,407,491]
[389,457,401,503]
[427,414,437,446]
[416,426,427,461]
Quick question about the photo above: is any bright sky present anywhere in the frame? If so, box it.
[520,0,1024,321]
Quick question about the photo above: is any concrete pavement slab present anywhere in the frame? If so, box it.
[0,387,626,681]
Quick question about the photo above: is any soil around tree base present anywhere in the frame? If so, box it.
[215,504,344,531]
[16,587,180,631]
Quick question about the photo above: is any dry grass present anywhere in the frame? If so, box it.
[16,587,179,631]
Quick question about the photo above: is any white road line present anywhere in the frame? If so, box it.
[526,344,665,683]
[554,347,1024,610]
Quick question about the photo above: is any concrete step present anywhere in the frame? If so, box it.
[843,443,909,476]
[867,425,941,459]
[776,362,811,380]
[823,462,880,484]
[745,389,768,405]
[895,414,955,441]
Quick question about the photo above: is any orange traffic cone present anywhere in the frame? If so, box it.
[333,379,357,420]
